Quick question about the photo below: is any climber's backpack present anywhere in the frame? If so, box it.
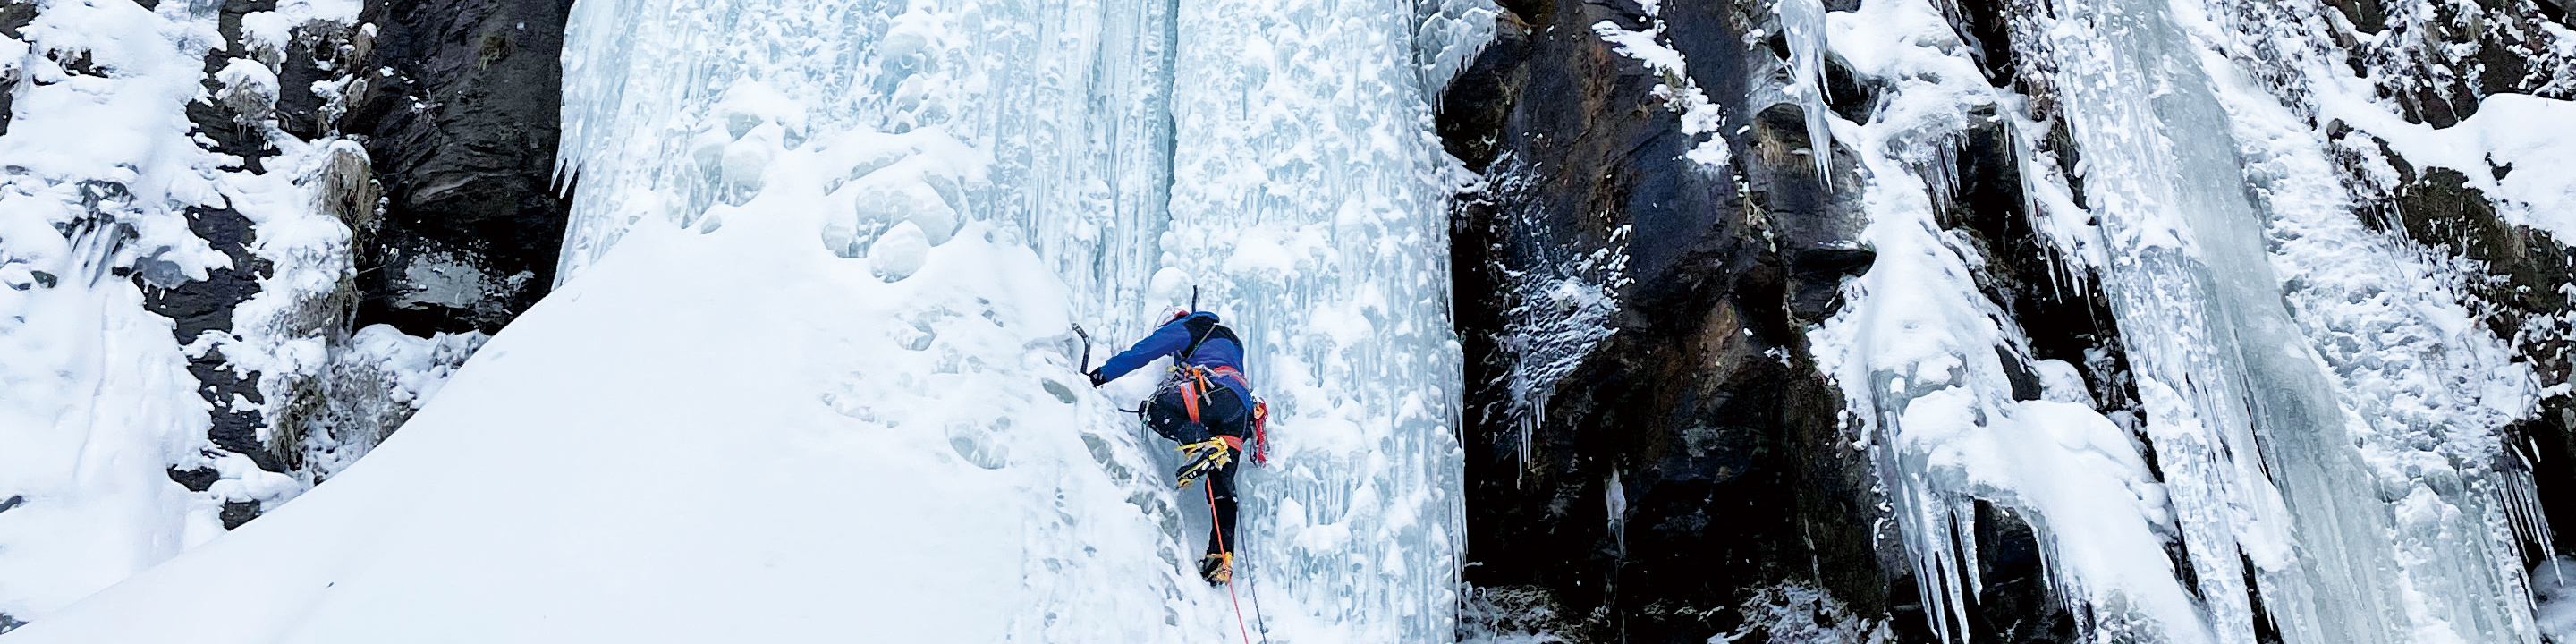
[1174,316,1271,466]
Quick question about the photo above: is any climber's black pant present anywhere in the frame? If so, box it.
[1199,454,1240,557]
[1146,386,1247,556]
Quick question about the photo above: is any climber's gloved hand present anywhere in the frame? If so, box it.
[1174,436,1243,487]
[1086,369,1108,387]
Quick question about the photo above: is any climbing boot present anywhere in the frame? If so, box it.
[1174,436,1242,487]
[1199,552,1234,585]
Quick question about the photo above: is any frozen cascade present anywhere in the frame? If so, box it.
[2046,0,2545,640]
[1774,0,1832,179]
[2047,0,2315,635]
[0,0,1476,640]
[1818,0,2556,638]
[1163,0,1479,635]
[1814,0,2211,639]
[555,0,1477,641]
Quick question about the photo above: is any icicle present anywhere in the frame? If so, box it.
[1606,469,1628,557]
[2501,444,2558,565]
[1776,0,1833,180]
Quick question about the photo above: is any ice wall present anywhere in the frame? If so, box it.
[1811,0,2211,638]
[1162,0,1471,638]
[555,0,1182,314]
[555,0,1470,640]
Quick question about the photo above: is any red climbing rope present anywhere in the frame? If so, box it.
[1207,482,1253,644]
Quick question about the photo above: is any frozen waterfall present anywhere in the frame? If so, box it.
[2052,0,2546,639]
[0,0,1482,641]
[1818,0,2558,638]
[555,0,1481,640]
[5,0,2566,640]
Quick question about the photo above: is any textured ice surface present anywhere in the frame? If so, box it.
[1817,0,2555,638]
[1812,0,2211,639]
[1136,0,1472,637]
[551,0,1478,638]
[2045,0,2546,639]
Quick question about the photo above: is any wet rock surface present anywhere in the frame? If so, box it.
[1444,1,1894,640]
[343,0,570,335]
[84,0,569,507]
[1444,0,2572,637]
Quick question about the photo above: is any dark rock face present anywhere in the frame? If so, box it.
[145,205,279,472]
[2323,0,2574,127]
[1444,1,1894,640]
[1962,504,2078,642]
[106,0,569,510]
[343,0,571,335]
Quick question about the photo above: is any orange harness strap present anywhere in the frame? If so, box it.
[1182,377,1203,425]
[1206,366,1251,389]
[1181,365,1258,437]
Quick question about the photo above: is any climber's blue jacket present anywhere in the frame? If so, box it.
[1096,312,1253,403]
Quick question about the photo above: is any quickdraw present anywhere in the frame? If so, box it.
[1249,398,1269,466]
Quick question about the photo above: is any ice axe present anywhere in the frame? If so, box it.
[1075,323,1148,415]
[1072,323,1094,373]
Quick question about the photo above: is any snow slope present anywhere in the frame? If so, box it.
[1,208,1218,643]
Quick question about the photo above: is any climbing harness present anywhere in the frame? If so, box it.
[1172,363,1270,466]
[1087,303,1274,642]
[1135,304,1270,641]
[1174,366,1250,423]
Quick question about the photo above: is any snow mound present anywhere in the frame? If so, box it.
[0,204,1215,642]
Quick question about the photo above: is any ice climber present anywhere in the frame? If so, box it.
[1088,308,1263,586]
